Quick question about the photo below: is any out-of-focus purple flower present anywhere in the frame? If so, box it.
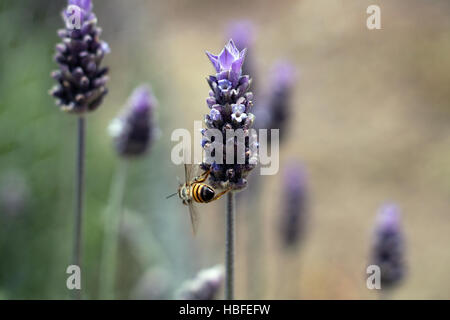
[227,20,254,50]
[201,40,257,191]
[371,203,406,289]
[279,162,308,248]
[255,60,297,144]
[50,0,109,114]
[176,265,224,300]
[108,85,157,158]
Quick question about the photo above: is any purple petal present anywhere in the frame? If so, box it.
[210,108,222,121]
[231,53,245,75]
[232,104,245,114]
[239,47,247,59]
[225,39,239,58]
[218,79,232,91]
[69,0,92,12]
[216,70,229,81]
[218,47,234,70]
[205,52,220,72]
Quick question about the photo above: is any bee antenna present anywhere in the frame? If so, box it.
[166,192,178,200]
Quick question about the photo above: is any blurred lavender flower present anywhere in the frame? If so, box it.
[279,162,308,249]
[50,0,109,113]
[108,85,157,158]
[176,265,224,300]
[227,20,255,80]
[201,40,258,191]
[255,61,296,143]
[0,171,29,218]
[371,203,406,289]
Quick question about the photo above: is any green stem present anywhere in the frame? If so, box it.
[99,160,128,299]
[225,192,235,300]
[73,116,85,300]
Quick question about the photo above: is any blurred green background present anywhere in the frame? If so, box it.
[0,0,449,299]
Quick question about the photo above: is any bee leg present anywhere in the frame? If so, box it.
[210,187,232,202]
[194,169,211,183]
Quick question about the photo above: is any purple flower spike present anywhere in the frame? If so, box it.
[109,85,158,158]
[50,0,109,114]
[202,40,257,191]
[371,203,406,289]
[280,162,308,248]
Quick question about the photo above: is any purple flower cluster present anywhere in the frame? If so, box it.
[176,265,224,300]
[50,0,109,114]
[109,85,157,158]
[371,203,406,288]
[201,40,257,191]
[280,162,308,248]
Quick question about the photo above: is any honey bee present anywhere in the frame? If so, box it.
[166,164,231,234]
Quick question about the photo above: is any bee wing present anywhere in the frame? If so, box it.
[188,200,200,235]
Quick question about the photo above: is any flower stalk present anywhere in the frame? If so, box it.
[50,0,109,299]
[225,192,235,300]
[99,159,128,299]
[73,116,85,300]
[99,85,157,299]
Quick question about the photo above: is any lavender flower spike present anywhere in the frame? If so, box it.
[280,162,308,248]
[202,40,257,191]
[50,0,109,114]
[108,85,157,158]
[176,265,224,300]
[371,203,406,289]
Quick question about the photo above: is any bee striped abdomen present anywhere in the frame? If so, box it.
[191,183,215,203]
